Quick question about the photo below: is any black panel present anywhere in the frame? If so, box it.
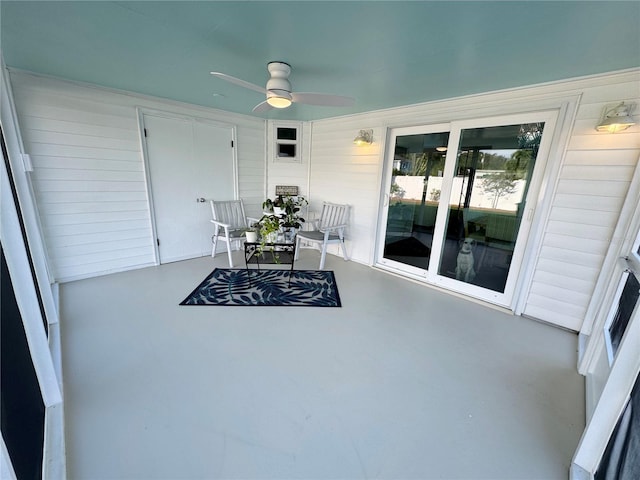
[596,372,640,480]
[277,143,296,158]
[276,127,296,141]
[609,273,640,357]
[1,245,45,480]
[1,128,48,335]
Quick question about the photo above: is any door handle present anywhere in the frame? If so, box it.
[197,197,206,203]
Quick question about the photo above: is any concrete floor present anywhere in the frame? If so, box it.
[59,251,585,479]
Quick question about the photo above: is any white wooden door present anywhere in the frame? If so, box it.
[142,113,235,263]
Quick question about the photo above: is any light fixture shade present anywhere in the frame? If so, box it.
[596,102,636,133]
[354,129,373,146]
[266,90,292,109]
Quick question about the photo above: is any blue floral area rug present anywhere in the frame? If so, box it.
[180,269,341,307]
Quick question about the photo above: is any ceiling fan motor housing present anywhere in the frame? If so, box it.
[266,62,292,94]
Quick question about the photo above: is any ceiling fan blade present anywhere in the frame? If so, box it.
[291,92,355,107]
[252,100,273,113]
[210,72,266,94]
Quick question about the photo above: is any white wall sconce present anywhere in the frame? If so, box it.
[353,129,373,146]
[596,102,636,133]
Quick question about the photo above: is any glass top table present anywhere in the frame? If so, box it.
[244,240,296,286]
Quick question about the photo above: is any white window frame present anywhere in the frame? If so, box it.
[603,255,640,365]
[273,122,301,162]
[2,61,65,479]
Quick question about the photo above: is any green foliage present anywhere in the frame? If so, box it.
[395,153,445,177]
[256,195,308,251]
[409,154,428,176]
[258,214,281,237]
[390,182,405,199]
[262,194,308,227]
[506,149,532,180]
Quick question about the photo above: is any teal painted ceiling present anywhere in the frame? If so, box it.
[2,1,639,121]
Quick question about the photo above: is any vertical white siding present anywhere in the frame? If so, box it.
[265,121,310,201]
[294,69,640,332]
[9,71,265,281]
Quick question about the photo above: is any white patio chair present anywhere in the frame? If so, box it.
[294,202,350,270]
[210,199,256,268]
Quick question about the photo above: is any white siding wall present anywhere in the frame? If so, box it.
[525,78,640,330]
[9,68,640,332]
[237,121,267,219]
[297,69,640,332]
[307,121,383,261]
[9,71,265,282]
[265,121,311,201]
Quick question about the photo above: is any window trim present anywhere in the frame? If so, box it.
[603,264,640,365]
[273,122,301,163]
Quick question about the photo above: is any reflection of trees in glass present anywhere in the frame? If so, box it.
[390,182,405,199]
[517,123,544,149]
[477,152,509,170]
[482,173,518,208]
[395,153,446,177]
[410,154,428,176]
[481,149,532,208]
[507,149,532,179]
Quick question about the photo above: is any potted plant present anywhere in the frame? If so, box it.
[259,195,308,243]
[262,195,286,216]
[279,195,308,241]
[244,214,278,261]
[243,224,259,243]
[257,214,281,244]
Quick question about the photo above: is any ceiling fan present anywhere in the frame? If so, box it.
[210,61,355,113]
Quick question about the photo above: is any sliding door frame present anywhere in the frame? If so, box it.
[376,110,560,310]
[1,63,65,478]
[376,122,451,280]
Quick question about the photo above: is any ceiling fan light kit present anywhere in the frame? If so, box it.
[210,61,355,114]
[266,90,293,108]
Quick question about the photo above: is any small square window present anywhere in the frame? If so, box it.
[277,144,296,158]
[274,123,301,162]
[277,127,297,141]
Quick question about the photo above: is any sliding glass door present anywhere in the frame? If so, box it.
[377,112,557,307]
[380,125,450,276]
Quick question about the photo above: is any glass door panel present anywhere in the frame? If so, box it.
[381,130,450,272]
[436,123,544,293]
[377,112,556,308]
